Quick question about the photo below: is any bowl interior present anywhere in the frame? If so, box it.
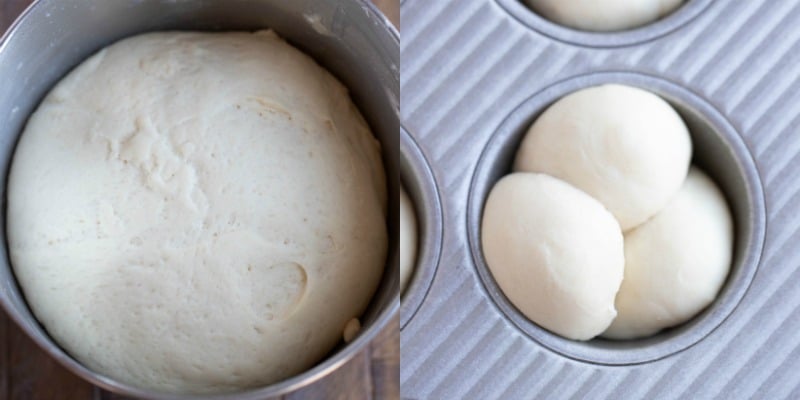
[0,0,398,398]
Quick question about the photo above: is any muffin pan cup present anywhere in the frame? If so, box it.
[467,72,765,365]
[495,0,713,48]
[401,126,444,329]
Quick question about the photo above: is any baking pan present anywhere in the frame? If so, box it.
[401,0,800,398]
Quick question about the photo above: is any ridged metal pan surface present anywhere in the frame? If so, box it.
[400,0,800,398]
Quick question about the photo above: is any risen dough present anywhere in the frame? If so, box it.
[7,31,387,394]
[482,173,624,340]
[525,0,684,32]
[514,84,691,230]
[400,185,418,294]
[603,167,733,340]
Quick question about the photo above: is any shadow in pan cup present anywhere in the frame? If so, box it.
[400,126,443,329]
[0,0,398,398]
[467,71,766,365]
[495,0,713,48]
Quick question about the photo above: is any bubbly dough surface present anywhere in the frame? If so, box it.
[603,167,733,340]
[525,0,684,32]
[482,173,624,340]
[7,31,387,394]
[400,185,417,294]
[514,84,691,230]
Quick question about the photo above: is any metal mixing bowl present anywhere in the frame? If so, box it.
[0,0,399,398]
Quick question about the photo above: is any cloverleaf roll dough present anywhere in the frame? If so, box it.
[603,167,733,340]
[514,84,692,231]
[482,173,624,340]
[400,185,418,295]
[525,0,684,32]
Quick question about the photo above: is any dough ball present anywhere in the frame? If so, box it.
[514,84,691,230]
[482,173,624,340]
[603,167,733,340]
[342,318,362,343]
[7,31,387,394]
[524,0,684,32]
[400,185,418,294]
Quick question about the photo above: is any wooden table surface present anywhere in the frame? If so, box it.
[0,1,400,399]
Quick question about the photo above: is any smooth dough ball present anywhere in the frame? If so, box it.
[603,167,733,340]
[400,185,418,295]
[525,0,684,32]
[7,31,387,394]
[514,84,691,230]
[342,318,362,343]
[482,173,624,340]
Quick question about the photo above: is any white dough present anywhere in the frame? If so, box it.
[482,173,624,341]
[7,31,387,394]
[525,0,684,32]
[603,167,733,340]
[342,318,361,343]
[400,185,418,294]
[514,84,692,230]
